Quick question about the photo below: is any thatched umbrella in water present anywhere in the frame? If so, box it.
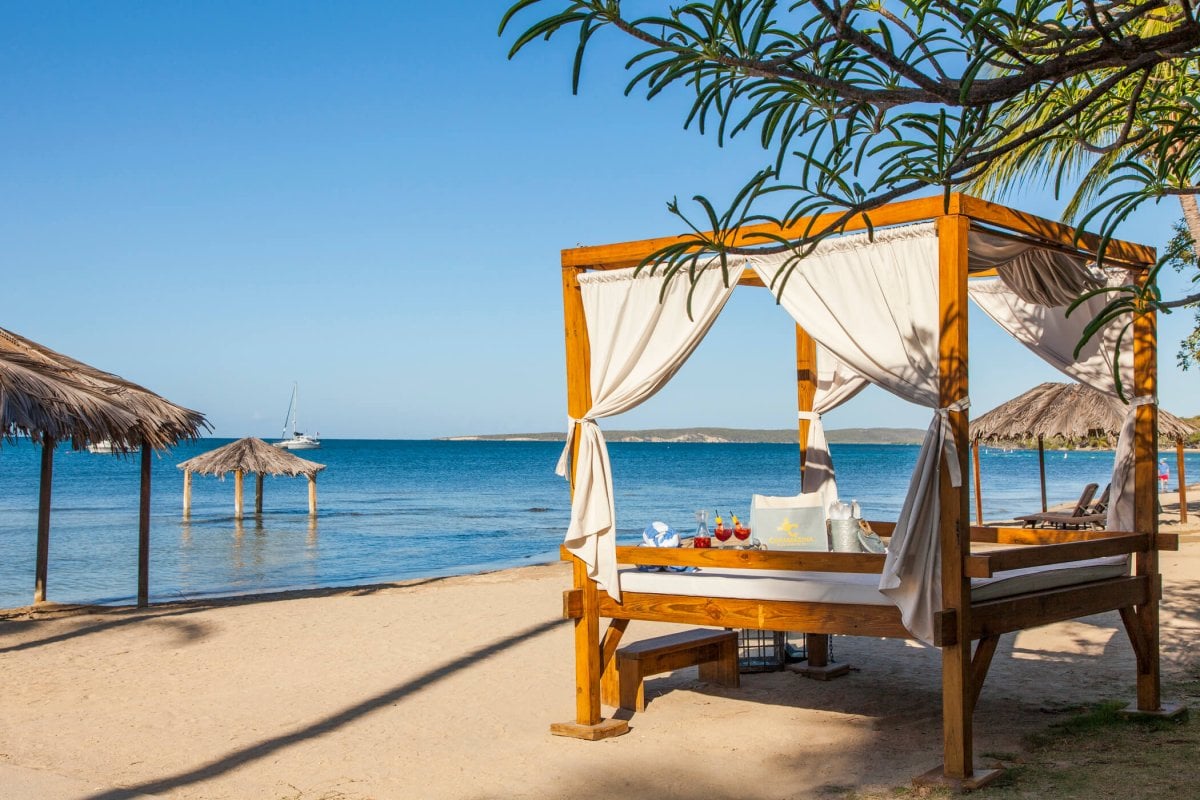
[177,437,326,519]
[0,326,209,605]
[969,382,1197,523]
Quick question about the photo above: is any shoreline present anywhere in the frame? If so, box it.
[0,561,565,622]
[0,549,564,618]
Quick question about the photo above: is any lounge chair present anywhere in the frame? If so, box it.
[1073,483,1111,529]
[1016,482,1103,529]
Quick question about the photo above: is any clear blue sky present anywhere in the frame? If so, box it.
[2,4,1194,439]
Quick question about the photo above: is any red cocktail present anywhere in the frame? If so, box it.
[731,511,750,542]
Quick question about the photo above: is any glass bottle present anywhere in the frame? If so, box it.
[693,510,711,548]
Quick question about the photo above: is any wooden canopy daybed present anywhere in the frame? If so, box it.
[553,194,1182,789]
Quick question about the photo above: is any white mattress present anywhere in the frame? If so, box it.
[618,555,1130,606]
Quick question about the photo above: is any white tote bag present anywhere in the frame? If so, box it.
[751,493,829,551]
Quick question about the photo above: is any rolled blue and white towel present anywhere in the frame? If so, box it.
[637,521,696,572]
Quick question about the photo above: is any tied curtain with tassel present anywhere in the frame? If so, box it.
[969,270,1139,531]
[800,346,869,508]
[557,258,745,599]
[752,223,962,644]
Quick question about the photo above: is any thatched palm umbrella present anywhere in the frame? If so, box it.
[1,345,138,446]
[0,327,205,450]
[177,437,326,519]
[0,326,208,606]
[969,382,1197,523]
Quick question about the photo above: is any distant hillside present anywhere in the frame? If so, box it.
[824,427,926,444]
[443,427,925,445]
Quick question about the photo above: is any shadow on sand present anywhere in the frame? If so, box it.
[78,615,567,800]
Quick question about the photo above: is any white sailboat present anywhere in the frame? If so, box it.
[274,383,320,450]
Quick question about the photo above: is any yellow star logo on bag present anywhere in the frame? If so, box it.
[777,517,799,537]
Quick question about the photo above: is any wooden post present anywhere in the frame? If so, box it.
[548,264,627,741]
[564,264,599,729]
[182,469,192,517]
[796,325,817,475]
[1038,434,1047,512]
[255,473,264,515]
[932,213,983,786]
[138,443,151,608]
[307,474,317,515]
[972,438,983,526]
[233,469,244,520]
[1176,438,1187,523]
[1131,301,1162,712]
[34,436,56,604]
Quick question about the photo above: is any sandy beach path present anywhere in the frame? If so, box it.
[2,511,1198,799]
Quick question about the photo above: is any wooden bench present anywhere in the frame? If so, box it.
[601,628,740,712]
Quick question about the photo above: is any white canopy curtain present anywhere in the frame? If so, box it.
[800,345,869,507]
[751,223,960,644]
[967,230,1104,307]
[557,258,746,599]
[969,270,1139,531]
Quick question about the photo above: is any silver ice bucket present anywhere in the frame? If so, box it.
[829,519,862,553]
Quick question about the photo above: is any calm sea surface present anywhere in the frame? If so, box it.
[1,439,1194,609]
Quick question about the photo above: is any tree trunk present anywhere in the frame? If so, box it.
[1179,193,1200,246]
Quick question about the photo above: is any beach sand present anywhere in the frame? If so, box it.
[2,492,1198,800]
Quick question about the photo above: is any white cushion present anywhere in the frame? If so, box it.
[618,555,1129,606]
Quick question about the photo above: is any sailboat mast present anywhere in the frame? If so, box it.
[282,383,298,439]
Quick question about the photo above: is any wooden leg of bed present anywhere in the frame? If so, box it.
[940,639,973,780]
[574,567,602,725]
[927,635,1005,794]
[924,621,1002,791]
[1135,593,1161,712]
[1118,602,1184,718]
[552,561,629,740]
[791,633,850,680]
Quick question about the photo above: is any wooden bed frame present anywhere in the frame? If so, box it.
[555,193,1181,789]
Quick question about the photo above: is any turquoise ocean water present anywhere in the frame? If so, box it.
[0,438,1194,609]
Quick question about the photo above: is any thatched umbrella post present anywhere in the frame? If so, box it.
[34,437,56,604]
[972,437,983,526]
[1177,438,1188,523]
[138,443,153,607]
[255,473,265,515]
[182,469,192,517]
[1037,434,1047,512]
[234,469,245,519]
[308,474,317,515]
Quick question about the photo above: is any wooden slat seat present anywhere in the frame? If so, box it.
[601,628,739,712]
